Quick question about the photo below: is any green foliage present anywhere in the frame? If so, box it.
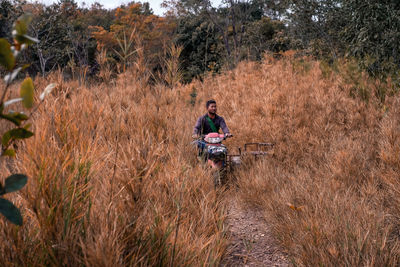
[0,111,28,126]
[2,128,34,147]
[0,38,15,70]
[0,174,27,226]
[0,197,23,226]
[2,0,399,95]
[244,17,288,60]
[4,174,27,194]
[29,3,74,74]
[2,0,291,82]
[169,1,291,80]
[0,13,54,226]
[275,0,400,101]
[13,13,39,45]
[342,1,400,78]
[175,15,222,82]
[2,149,15,157]
[20,77,34,108]
[0,0,23,39]
[113,30,137,72]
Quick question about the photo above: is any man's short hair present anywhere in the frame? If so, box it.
[206,99,216,108]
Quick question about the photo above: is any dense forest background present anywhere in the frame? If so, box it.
[1,0,399,84]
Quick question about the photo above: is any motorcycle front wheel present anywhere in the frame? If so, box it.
[212,168,226,187]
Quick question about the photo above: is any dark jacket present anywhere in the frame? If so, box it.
[193,113,230,135]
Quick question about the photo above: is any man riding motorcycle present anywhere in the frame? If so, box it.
[192,99,232,156]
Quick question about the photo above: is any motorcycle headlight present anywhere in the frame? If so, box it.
[205,137,222,143]
[216,147,226,153]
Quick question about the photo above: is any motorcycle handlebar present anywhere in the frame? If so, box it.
[224,134,233,139]
[192,134,233,140]
[191,134,205,139]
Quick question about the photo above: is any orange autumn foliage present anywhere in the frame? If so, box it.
[89,25,117,51]
[91,2,176,66]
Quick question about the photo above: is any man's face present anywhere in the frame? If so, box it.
[207,103,217,115]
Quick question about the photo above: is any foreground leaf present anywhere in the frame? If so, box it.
[1,130,12,147]
[0,38,15,70]
[5,174,27,193]
[20,77,34,108]
[2,149,16,157]
[13,14,38,45]
[0,198,23,226]
[13,14,32,36]
[0,112,28,126]
[2,128,34,146]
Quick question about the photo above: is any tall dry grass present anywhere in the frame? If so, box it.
[0,69,228,266]
[1,53,400,266]
[218,56,400,266]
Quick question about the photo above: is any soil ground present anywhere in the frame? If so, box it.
[221,197,289,266]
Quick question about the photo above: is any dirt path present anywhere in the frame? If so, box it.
[221,198,289,266]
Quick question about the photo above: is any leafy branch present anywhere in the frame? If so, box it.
[0,13,55,225]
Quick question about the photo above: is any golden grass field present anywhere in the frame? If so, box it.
[1,54,400,266]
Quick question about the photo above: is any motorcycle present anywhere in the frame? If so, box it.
[192,133,274,187]
[195,133,232,186]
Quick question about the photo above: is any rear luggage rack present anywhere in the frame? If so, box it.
[226,142,275,169]
[243,142,275,159]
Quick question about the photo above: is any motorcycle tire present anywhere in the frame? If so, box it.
[212,168,226,187]
[213,170,221,187]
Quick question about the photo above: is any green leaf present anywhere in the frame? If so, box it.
[13,14,38,45]
[0,112,29,126]
[20,77,34,108]
[1,131,12,147]
[5,174,27,193]
[2,128,34,146]
[13,14,32,36]
[21,64,30,70]
[2,149,16,157]
[0,113,21,126]
[0,38,15,71]
[0,198,23,226]
[11,112,28,121]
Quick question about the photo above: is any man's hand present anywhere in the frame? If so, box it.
[192,134,200,139]
[224,133,233,138]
